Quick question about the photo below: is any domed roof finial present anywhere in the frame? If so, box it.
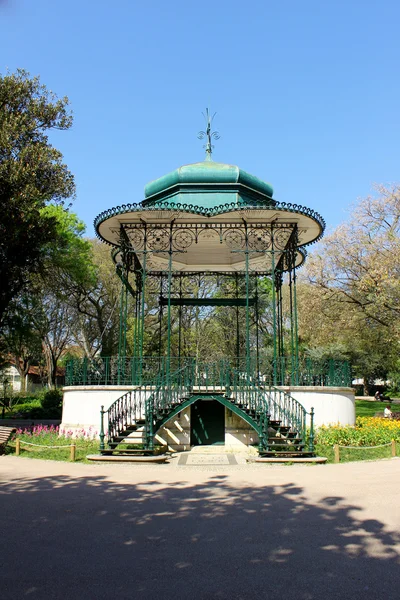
[198,108,220,161]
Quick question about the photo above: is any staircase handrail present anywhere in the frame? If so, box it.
[229,368,311,446]
[101,362,193,449]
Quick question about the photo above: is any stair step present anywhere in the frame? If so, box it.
[259,451,315,458]
[268,440,304,446]
[119,425,144,436]
[269,437,302,443]
[276,426,291,433]
[111,436,145,443]
[101,449,156,456]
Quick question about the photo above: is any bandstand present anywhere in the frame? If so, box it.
[62,115,355,458]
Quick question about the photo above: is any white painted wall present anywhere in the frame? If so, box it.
[61,386,146,436]
[279,386,355,427]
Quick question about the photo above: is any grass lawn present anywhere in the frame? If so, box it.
[355,400,391,417]
[315,443,399,464]
[6,438,100,463]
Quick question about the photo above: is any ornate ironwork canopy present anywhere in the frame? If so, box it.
[94,132,325,385]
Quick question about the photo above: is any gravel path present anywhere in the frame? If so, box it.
[1,455,400,599]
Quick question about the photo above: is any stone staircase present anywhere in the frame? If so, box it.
[260,419,315,458]
[100,389,315,461]
[100,420,147,456]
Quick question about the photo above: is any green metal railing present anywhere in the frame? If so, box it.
[99,359,316,454]
[67,355,352,388]
[228,369,314,452]
[100,364,190,451]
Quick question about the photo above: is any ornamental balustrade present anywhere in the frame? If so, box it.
[66,355,352,388]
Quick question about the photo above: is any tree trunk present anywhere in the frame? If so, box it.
[14,355,31,393]
[42,341,57,388]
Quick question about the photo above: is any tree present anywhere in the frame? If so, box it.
[25,206,94,386]
[299,185,400,390]
[32,292,75,388]
[0,69,75,324]
[0,298,42,391]
[304,185,400,336]
[0,206,95,387]
[67,239,121,358]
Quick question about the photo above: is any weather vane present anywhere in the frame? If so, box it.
[198,108,220,160]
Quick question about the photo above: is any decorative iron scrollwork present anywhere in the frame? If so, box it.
[127,229,145,251]
[273,229,291,251]
[223,229,245,250]
[147,229,170,251]
[172,229,195,251]
[247,228,272,251]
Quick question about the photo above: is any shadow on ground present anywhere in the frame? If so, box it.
[1,472,399,599]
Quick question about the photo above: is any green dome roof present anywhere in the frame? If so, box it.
[143,160,275,210]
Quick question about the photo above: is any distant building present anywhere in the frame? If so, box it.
[0,364,65,393]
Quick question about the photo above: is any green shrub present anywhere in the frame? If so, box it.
[40,389,63,418]
[12,400,41,416]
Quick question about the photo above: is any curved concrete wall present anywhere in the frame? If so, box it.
[279,386,355,427]
[61,386,142,435]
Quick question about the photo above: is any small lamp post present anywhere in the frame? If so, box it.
[2,377,10,419]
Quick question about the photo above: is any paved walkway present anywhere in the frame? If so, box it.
[1,455,400,599]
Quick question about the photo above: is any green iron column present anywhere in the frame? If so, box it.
[235,273,240,367]
[288,259,295,385]
[117,279,125,360]
[158,273,164,359]
[178,273,183,365]
[117,274,128,385]
[138,228,148,383]
[166,223,174,377]
[271,226,278,386]
[133,272,142,384]
[287,230,299,385]
[276,272,284,359]
[255,275,260,379]
[244,227,251,378]
[292,228,300,385]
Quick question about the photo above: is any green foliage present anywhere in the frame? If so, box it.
[314,416,400,463]
[303,342,351,362]
[9,399,42,416]
[1,393,62,418]
[40,388,63,416]
[0,69,75,322]
[299,185,400,389]
[40,205,95,289]
[386,362,400,395]
[316,417,400,446]
[10,391,45,403]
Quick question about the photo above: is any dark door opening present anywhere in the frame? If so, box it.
[191,399,225,446]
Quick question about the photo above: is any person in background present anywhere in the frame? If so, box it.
[384,404,393,418]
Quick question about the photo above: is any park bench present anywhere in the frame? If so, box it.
[0,426,17,455]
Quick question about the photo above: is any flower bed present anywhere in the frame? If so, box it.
[9,425,99,462]
[316,417,400,447]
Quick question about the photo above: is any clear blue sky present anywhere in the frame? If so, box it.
[1,0,399,236]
